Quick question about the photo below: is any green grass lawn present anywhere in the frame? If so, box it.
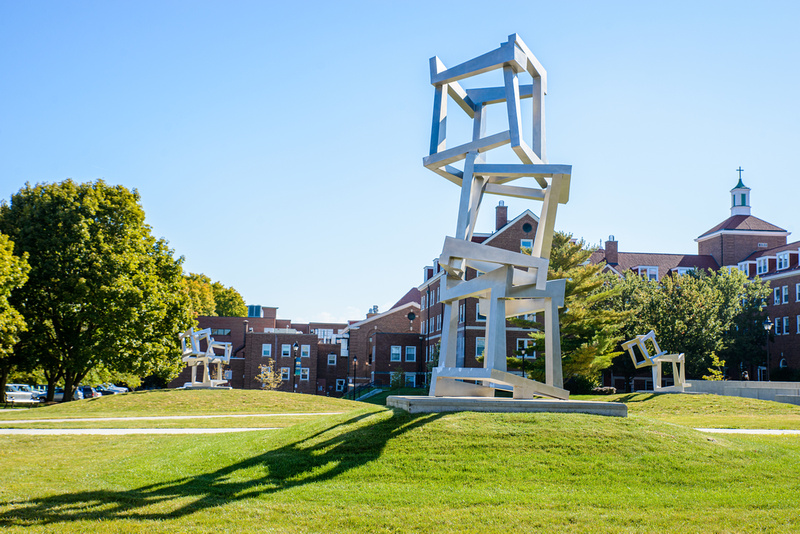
[1,390,800,533]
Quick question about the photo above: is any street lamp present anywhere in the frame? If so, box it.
[763,317,773,381]
[292,342,300,392]
[351,356,358,399]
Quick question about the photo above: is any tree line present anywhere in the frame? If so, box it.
[512,232,772,393]
[0,180,247,402]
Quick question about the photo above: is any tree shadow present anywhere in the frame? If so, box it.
[0,409,443,526]
[615,393,659,404]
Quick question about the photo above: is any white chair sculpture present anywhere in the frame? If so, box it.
[622,330,688,392]
[425,35,571,400]
[179,327,232,388]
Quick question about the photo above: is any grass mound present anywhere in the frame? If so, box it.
[2,405,800,532]
[587,392,800,429]
[0,388,363,420]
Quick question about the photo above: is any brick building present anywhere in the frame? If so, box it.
[594,175,796,385]
[341,296,423,388]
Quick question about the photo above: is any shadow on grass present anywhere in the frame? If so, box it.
[615,393,659,404]
[0,409,442,526]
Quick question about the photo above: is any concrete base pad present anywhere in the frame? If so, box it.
[386,396,627,417]
[180,385,233,390]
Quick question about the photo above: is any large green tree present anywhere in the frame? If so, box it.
[183,273,247,317]
[0,180,194,401]
[608,268,770,381]
[0,232,30,402]
[211,281,247,317]
[511,232,629,391]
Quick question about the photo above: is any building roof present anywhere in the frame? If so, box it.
[741,240,800,262]
[590,249,720,279]
[391,287,420,309]
[697,215,787,240]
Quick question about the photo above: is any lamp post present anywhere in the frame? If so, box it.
[292,342,299,392]
[351,356,358,399]
[763,317,773,381]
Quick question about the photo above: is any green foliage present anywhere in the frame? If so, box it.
[0,179,194,401]
[390,366,404,389]
[183,273,247,317]
[184,273,216,316]
[511,232,629,385]
[703,352,726,381]
[0,231,30,402]
[211,281,247,317]
[608,268,770,379]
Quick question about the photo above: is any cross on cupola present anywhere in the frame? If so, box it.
[730,166,751,216]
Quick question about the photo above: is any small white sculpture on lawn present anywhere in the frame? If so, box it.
[424,34,571,400]
[179,327,232,388]
[622,330,687,392]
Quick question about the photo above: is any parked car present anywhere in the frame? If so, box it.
[4,384,42,404]
[100,383,129,393]
[79,386,101,399]
[95,387,117,396]
[52,387,84,402]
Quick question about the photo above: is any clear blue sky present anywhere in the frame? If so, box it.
[2,1,799,323]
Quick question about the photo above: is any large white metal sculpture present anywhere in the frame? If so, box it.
[425,34,571,400]
[622,331,688,392]
[179,327,232,388]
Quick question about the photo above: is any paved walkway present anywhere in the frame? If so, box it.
[695,428,800,435]
[0,412,345,435]
[0,412,344,424]
[0,428,280,435]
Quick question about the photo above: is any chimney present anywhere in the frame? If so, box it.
[496,201,508,231]
[605,235,618,265]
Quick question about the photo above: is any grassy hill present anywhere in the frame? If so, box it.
[1,390,799,533]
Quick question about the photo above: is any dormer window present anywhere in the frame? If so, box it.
[777,252,790,270]
[757,257,769,275]
[637,266,658,280]
[520,239,533,253]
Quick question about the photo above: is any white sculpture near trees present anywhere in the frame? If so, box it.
[179,327,232,388]
[622,330,688,392]
[425,34,571,400]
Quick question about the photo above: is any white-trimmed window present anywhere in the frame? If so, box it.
[224,370,232,380]
[796,315,800,334]
[262,344,272,357]
[777,252,790,270]
[436,314,441,331]
[638,266,658,280]
[211,328,231,336]
[476,337,486,359]
[405,373,416,387]
[675,267,693,276]
[405,346,416,362]
[421,293,426,309]
[301,345,310,358]
[476,303,486,321]
[783,317,790,335]
[776,319,782,335]
[300,368,310,381]
[757,258,769,275]
[280,367,290,380]
[436,287,440,303]
[281,344,291,357]
[758,242,768,248]
[516,338,535,354]
[336,379,345,392]
[774,288,781,305]
[521,239,533,253]
[783,286,790,304]
[796,284,800,302]
[459,303,465,323]
[327,353,337,365]
[422,321,427,335]
[390,346,402,362]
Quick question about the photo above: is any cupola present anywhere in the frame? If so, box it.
[730,167,751,216]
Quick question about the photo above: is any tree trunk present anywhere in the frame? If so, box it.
[0,366,10,404]
[62,372,75,403]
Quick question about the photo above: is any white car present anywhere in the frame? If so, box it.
[4,384,42,404]
[100,383,129,393]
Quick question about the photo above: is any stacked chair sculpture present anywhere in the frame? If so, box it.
[179,327,232,388]
[424,35,571,400]
[622,330,688,392]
